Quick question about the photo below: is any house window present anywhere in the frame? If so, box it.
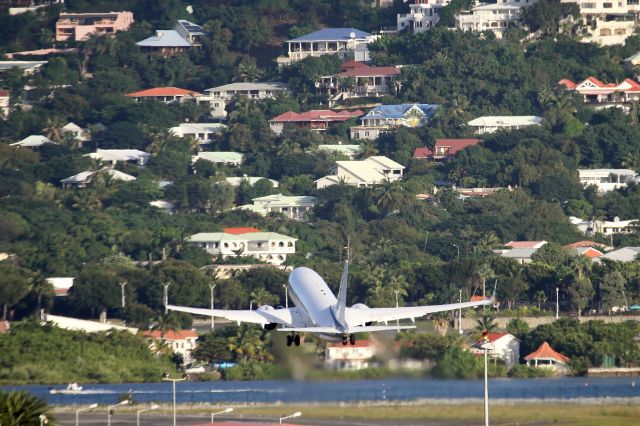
[603,2,612,6]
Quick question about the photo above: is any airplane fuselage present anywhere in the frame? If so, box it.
[288,267,345,341]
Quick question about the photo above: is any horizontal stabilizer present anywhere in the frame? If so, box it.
[349,325,416,333]
[279,327,340,333]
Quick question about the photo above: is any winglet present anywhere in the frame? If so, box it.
[335,260,349,326]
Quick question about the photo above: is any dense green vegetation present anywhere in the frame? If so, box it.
[0,322,174,384]
[0,390,55,426]
[0,0,639,383]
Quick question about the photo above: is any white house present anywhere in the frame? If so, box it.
[46,277,74,297]
[278,28,378,66]
[11,135,53,148]
[316,156,405,189]
[470,332,520,369]
[559,77,640,109]
[350,103,440,141]
[170,122,227,143]
[197,82,288,119]
[455,0,538,37]
[562,0,640,45]
[325,340,378,370]
[61,169,136,189]
[225,177,279,187]
[596,246,640,263]
[87,149,151,166]
[467,115,543,135]
[143,329,198,364]
[0,60,47,75]
[571,216,638,236]
[397,0,452,33]
[187,227,296,265]
[193,151,243,166]
[577,169,638,193]
[236,194,318,221]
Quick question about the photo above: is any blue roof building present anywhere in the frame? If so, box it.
[279,28,376,66]
[351,103,441,141]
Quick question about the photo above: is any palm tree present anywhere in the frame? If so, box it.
[31,275,53,318]
[375,180,402,213]
[232,58,263,82]
[43,116,66,143]
[0,390,54,426]
[357,139,379,159]
[153,312,181,340]
[473,315,498,339]
[227,325,272,362]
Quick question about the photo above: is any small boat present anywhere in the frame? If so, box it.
[49,383,83,394]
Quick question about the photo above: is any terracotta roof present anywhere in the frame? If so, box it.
[565,240,608,249]
[561,77,640,94]
[413,139,481,158]
[524,341,570,364]
[339,65,400,78]
[223,227,261,234]
[505,241,546,249]
[270,109,363,123]
[470,295,490,302]
[576,247,604,258]
[485,332,509,343]
[558,79,575,89]
[341,60,370,70]
[126,87,201,97]
[328,339,372,348]
[143,329,198,340]
[0,89,9,97]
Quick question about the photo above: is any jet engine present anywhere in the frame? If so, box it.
[263,323,277,330]
[257,306,277,330]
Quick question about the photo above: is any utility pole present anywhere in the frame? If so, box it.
[282,284,288,309]
[163,282,170,314]
[162,377,186,426]
[459,289,463,334]
[120,282,127,308]
[208,283,216,329]
[556,287,560,320]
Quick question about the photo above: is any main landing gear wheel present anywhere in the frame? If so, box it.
[294,334,301,346]
[286,335,293,346]
[342,336,348,346]
[349,334,356,345]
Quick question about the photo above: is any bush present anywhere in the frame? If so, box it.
[509,365,554,378]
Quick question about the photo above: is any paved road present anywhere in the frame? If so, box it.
[53,412,479,426]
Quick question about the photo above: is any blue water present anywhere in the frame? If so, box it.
[3,377,640,405]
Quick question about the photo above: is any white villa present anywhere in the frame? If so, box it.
[87,149,151,166]
[61,169,136,189]
[325,340,378,370]
[278,28,378,66]
[197,82,288,119]
[562,0,640,45]
[397,0,452,33]
[62,122,89,145]
[455,0,538,37]
[187,227,297,265]
[316,155,405,189]
[11,135,53,148]
[467,115,542,135]
[470,332,520,369]
[578,169,638,193]
[193,151,243,166]
[170,122,227,143]
[350,103,440,141]
[143,329,199,364]
[571,216,638,236]
[559,77,640,109]
[236,194,318,221]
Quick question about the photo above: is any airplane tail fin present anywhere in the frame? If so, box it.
[335,260,349,325]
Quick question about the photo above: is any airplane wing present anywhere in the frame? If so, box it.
[346,297,494,325]
[166,304,298,326]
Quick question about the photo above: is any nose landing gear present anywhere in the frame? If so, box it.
[286,334,301,347]
[342,334,357,345]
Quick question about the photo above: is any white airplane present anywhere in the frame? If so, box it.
[167,261,495,346]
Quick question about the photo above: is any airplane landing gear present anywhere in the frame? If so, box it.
[349,334,356,345]
[287,334,301,347]
[294,334,301,346]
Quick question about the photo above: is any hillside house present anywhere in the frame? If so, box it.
[143,329,198,364]
[325,340,378,370]
[198,82,288,119]
[350,103,440,141]
[0,60,47,75]
[559,77,640,109]
[55,11,134,41]
[397,0,451,33]
[61,169,136,189]
[192,151,243,166]
[279,28,377,66]
[455,0,538,37]
[470,332,520,369]
[126,87,201,103]
[413,138,481,160]
[269,109,363,136]
[316,155,404,189]
[571,216,639,235]
[317,61,400,102]
[11,135,53,148]
[467,115,542,135]
[188,227,296,265]
[577,169,638,193]
[170,123,226,143]
[562,0,640,45]
[87,149,150,166]
[236,194,318,221]
[137,20,205,55]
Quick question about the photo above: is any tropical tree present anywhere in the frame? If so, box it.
[599,271,627,315]
[0,261,33,320]
[474,315,498,338]
[227,325,272,363]
[0,391,55,426]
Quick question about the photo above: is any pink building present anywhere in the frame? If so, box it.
[55,11,134,42]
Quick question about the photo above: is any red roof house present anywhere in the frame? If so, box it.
[223,227,261,234]
[559,77,640,105]
[413,138,481,160]
[470,332,520,368]
[504,241,547,249]
[126,87,201,103]
[143,329,199,364]
[269,109,363,135]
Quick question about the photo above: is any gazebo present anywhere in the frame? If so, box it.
[524,341,571,375]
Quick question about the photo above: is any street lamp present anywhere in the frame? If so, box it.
[120,281,127,308]
[209,283,216,329]
[556,287,560,320]
[163,376,186,426]
[75,403,98,426]
[107,400,129,426]
[211,407,233,423]
[482,341,491,426]
[136,404,159,426]
[39,414,48,426]
[458,289,463,334]
[282,284,289,309]
[453,243,460,261]
[279,411,302,424]
[394,289,400,331]
[163,282,171,314]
